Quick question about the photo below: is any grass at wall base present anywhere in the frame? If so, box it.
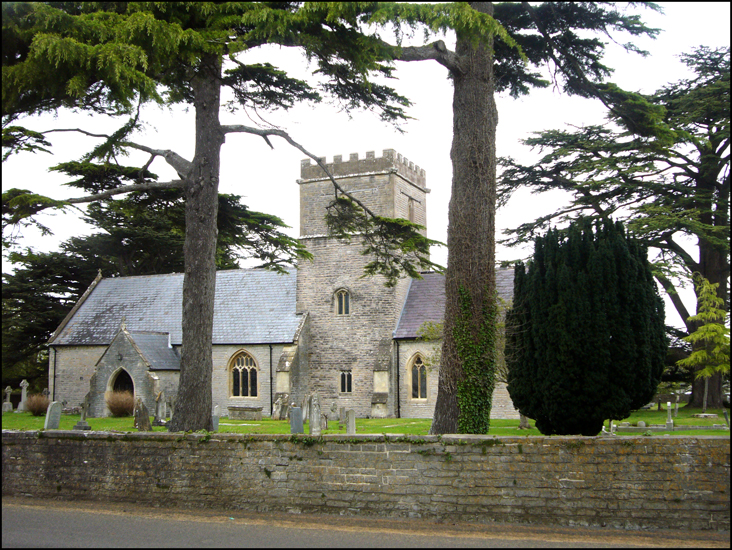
[3,405,729,436]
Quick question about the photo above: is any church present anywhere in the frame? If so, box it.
[47,150,518,420]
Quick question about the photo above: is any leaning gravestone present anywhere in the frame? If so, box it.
[16,379,29,413]
[44,401,62,430]
[290,407,303,434]
[346,409,356,435]
[3,386,13,413]
[134,398,152,431]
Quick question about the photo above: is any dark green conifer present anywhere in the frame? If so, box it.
[506,219,666,435]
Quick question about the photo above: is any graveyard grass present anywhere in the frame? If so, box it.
[2,405,729,435]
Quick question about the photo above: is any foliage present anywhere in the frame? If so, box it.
[1,2,664,433]
[2,185,303,391]
[677,275,730,380]
[25,393,49,416]
[105,391,135,417]
[498,46,730,332]
[454,286,498,434]
[324,196,442,287]
[506,219,667,436]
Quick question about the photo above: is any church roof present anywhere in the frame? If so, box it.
[50,268,301,346]
[394,268,514,339]
[128,332,181,371]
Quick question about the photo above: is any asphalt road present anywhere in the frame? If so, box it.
[2,497,728,548]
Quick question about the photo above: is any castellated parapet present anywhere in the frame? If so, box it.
[300,149,427,189]
[299,149,429,238]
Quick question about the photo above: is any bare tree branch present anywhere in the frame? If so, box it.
[64,179,185,205]
[222,123,378,217]
[395,40,464,74]
[41,128,193,178]
[655,272,693,332]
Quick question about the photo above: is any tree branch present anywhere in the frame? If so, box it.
[65,180,185,205]
[394,40,464,74]
[221,123,378,218]
[41,128,193,178]
[655,273,693,333]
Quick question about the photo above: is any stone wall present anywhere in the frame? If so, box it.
[48,346,106,407]
[2,431,728,531]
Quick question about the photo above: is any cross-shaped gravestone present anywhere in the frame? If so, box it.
[2,386,12,413]
[16,380,29,412]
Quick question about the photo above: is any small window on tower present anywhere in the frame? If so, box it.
[336,289,350,315]
[408,198,416,222]
[340,371,353,393]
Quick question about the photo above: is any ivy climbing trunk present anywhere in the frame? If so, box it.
[168,54,224,432]
[430,1,498,435]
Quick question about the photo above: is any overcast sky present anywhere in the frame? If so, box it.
[2,2,730,329]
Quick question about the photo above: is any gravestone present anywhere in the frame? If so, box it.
[153,391,167,426]
[346,409,356,435]
[16,379,29,413]
[3,386,13,413]
[212,404,220,431]
[666,401,673,430]
[309,394,322,436]
[44,401,62,430]
[73,397,91,431]
[321,414,328,431]
[339,407,346,426]
[519,414,530,429]
[42,388,50,398]
[637,421,646,428]
[290,407,303,434]
[272,396,283,420]
[134,398,152,431]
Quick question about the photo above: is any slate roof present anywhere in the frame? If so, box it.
[394,268,514,339]
[51,268,301,346]
[128,332,181,371]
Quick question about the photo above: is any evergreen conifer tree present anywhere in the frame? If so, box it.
[506,219,666,435]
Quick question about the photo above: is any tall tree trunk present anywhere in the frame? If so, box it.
[688,170,728,410]
[168,54,224,432]
[431,1,498,434]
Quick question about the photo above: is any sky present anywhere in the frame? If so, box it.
[2,2,730,330]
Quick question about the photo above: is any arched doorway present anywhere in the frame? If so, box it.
[111,369,134,394]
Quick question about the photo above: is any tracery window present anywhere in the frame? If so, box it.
[411,355,427,399]
[336,289,350,315]
[231,352,258,397]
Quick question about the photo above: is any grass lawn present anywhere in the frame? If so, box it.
[3,404,728,436]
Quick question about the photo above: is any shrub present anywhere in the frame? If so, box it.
[25,394,50,416]
[106,391,135,417]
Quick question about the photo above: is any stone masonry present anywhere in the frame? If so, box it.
[296,150,428,417]
[2,431,729,531]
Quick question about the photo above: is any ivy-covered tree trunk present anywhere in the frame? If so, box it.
[168,54,223,432]
[430,1,498,435]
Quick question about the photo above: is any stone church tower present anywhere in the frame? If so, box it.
[296,149,428,417]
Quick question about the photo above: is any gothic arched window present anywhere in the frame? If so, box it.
[335,289,350,315]
[411,355,427,399]
[231,352,258,397]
